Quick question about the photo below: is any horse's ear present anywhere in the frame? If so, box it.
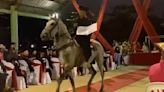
[48,14,56,19]
[49,14,53,19]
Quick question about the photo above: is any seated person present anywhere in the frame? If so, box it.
[0,48,14,92]
[149,42,164,82]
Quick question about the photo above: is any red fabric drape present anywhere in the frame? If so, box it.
[5,66,18,90]
[129,0,150,43]
[91,0,108,39]
[31,62,42,83]
[42,64,46,83]
[70,0,80,14]
[132,0,160,43]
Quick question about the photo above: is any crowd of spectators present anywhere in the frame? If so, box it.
[0,43,59,92]
[0,40,160,92]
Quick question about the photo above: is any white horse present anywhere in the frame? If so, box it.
[40,17,104,92]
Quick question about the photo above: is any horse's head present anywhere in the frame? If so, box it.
[40,17,59,41]
[41,16,71,49]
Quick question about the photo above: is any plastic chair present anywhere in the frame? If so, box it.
[17,76,26,90]
[31,59,42,85]
[51,57,60,79]
[146,82,164,92]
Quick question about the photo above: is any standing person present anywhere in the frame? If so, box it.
[114,46,121,68]
[149,42,164,82]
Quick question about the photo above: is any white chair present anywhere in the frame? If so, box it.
[3,61,15,87]
[42,72,51,84]
[123,55,129,65]
[4,60,26,90]
[104,53,110,71]
[31,59,42,85]
[72,67,78,78]
[146,82,164,92]
[110,55,116,70]
[17,76,26,90]
[41,58,51,84]
[51,57,61,79]
[92,62,99,71]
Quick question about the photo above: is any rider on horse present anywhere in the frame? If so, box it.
[75,5,95,63]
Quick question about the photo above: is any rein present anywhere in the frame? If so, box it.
[47,19,74,51]
[55,32,75,51]
[56,41,75,51]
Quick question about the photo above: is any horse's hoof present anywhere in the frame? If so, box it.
[87,87,91,92]
[99,88,104,92]
[56,89,59,92]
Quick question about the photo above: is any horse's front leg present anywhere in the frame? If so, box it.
[68,70,76,92]
[56,66,73,92]
[56,72,65,92]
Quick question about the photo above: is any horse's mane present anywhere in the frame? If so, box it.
[55,19,71,38]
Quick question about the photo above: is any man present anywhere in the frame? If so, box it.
[75,6,95,63]
[149,42,164,82]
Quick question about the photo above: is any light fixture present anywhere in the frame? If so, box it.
[43,46,47,49]
[30,44,35,48]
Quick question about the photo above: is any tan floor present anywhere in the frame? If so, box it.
[115,78,149,92]
[18,65,149,92]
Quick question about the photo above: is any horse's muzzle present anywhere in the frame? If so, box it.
[40,32,48,41]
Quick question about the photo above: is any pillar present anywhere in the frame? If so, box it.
[10,6,18,50]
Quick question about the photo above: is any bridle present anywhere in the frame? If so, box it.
[44,19,74,51]
[47,19,59,40]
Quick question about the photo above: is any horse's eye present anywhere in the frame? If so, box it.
[51,23,54,25]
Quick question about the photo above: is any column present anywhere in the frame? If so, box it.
[10,6,18,50]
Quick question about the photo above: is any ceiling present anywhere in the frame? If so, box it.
[0,0,69,16]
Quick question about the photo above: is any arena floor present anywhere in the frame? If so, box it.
[18,65,149,92]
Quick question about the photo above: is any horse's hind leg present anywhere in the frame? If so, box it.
[68,71,76,92]
[97,60,104,92]
[87,65,96,92]
[99,67,104,92]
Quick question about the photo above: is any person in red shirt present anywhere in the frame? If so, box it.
[149,42,164,82]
